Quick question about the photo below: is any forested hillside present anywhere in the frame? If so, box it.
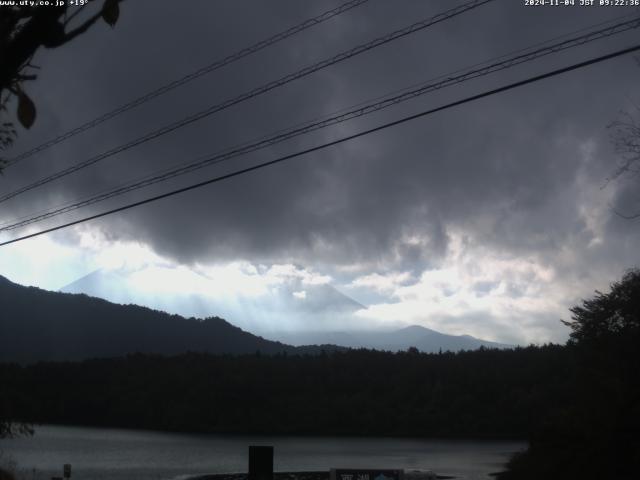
[0,275,336,362]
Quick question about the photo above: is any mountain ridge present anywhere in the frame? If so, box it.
[58,267,512,352]
[271,324,511,352]
[1,272,511,364]
[0,274,340,364]
[60,267,364,335]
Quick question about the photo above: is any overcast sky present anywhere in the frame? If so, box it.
[1,0,640,344]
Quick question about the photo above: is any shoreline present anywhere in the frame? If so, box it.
[190,471,455,480]
[21,421,526,442]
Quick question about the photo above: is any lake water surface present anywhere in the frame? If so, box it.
[0,425,525,480]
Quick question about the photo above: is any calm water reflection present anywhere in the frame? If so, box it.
[0,425,525,480]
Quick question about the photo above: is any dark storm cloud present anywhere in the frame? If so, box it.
[2,0,640,280]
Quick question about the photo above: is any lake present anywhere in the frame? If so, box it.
[0,425,525,480]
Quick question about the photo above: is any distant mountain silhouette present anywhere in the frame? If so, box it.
[0,275,338,364]
[59,267,511,353]
[61,267,364,335]
[273,324,511,352]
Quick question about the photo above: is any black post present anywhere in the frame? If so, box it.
[248,445,274,480]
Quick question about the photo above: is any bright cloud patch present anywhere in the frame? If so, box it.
[350,271,413,294]
[292,290,307,300]
[350,231,567,344]
[0,233,85,290]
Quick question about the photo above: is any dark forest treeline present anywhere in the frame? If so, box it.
[1,345,570,438]
[500,269,640,480]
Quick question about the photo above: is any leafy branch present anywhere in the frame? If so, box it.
[0,0,124,168]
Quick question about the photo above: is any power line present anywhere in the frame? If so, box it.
[2,42,638,247]
[2,14,638,232]
[0,0,494,205]
[4,0,371,167]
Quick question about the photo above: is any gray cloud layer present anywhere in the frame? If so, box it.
[2,0,640,307]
